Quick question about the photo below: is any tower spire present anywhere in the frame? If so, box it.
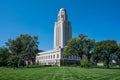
[58,8,68,21]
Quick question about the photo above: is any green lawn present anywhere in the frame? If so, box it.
[0,67,120,80]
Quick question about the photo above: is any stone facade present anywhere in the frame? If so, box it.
[36,48,62,66]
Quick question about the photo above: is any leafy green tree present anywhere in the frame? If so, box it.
[116,44,120,66]
[64,34,95,62]
[6,34,39,67]
[8,54,19,68]
[92,42,103,64]
[0,47,10,66]
[64,38,78,56]
[93,40,118,68]
[82,38,95,61]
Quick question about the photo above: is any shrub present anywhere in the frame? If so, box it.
[81,56,89,67]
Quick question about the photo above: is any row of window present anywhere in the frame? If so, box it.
[63,55,80,60]
[38,54,59,60]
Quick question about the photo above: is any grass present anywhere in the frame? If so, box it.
[0,66,120,80]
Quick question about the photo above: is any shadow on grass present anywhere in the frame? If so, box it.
[90,66,120,69]
[27,65,59,68]
[61,65,120,69]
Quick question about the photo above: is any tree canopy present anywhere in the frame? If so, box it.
[0,47,10,66]
[5,34,39,67]
[64,34,95,62]
[93,40,118,68]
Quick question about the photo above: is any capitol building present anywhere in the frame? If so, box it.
[36,8,80,66]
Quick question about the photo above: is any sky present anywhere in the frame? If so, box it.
[0,0,120,51]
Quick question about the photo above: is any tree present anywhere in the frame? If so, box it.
[64,34,95,63]
[92,42,103,64]
[82,38,95,61]
[93,40,118,68]
[0,47,10,66]
[116,44,120,66]
[8,54,19,68]
[6,34,39,67]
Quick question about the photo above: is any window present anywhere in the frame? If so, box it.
[53,55,55,59]
[51,55,52,59]
[49,55,50,59]
[69,56,71,59]
[61,15,64,20]
[57,54,59,58]
[74,55,76,60]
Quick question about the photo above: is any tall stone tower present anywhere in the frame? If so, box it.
[54,8,72,49]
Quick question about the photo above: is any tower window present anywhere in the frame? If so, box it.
[61,15,64,20]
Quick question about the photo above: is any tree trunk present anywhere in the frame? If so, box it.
[87,52,91,62]
[79,55,83,61]
[106,60,110,69]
